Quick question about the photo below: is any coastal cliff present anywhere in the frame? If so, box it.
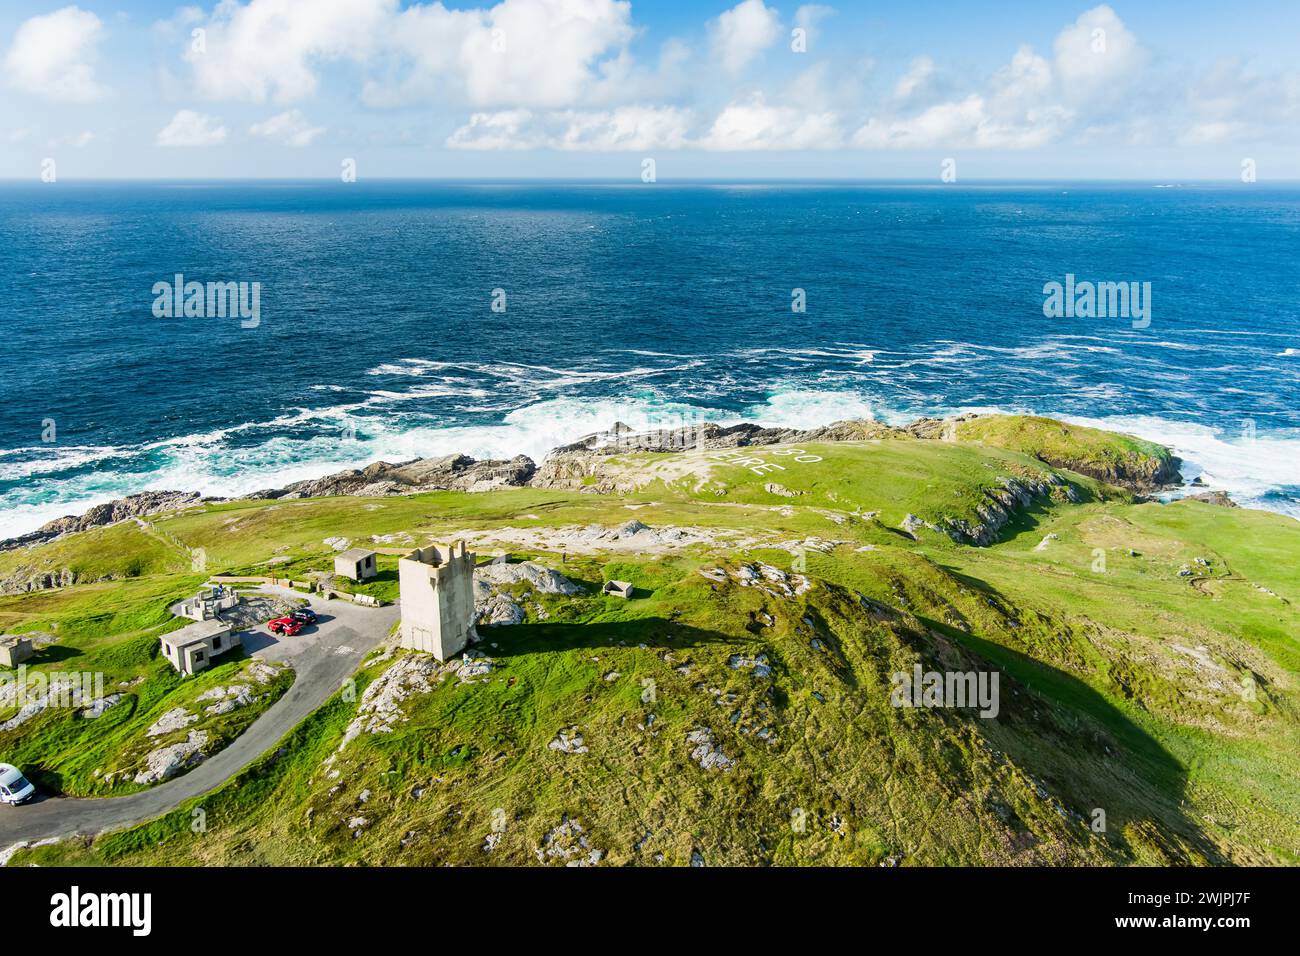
[1,413,1183,567]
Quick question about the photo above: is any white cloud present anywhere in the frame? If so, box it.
[379,0,635,108]
[551,106,692,151]
[449,97,844,152]
[699,95,842,150]
[854,96,983,149]
[249,109,325,146]
[184,0,389,103]
[1181,121,1245,146]
[852,5,1141,151]
[589,37,692,106]
[157,109,228,146]
[1179,58,1300,143]
[893,56,937,102]
[793,4,834,48]
[3,6,105,102]
[853,90,1067,151]
[447,105,692,151]
[180,0,635,109]
[990,45,1054,107]
[709,0,781,74]
[446,110,541,150]
[155,0,1294,159]
[1052,4,1146,102]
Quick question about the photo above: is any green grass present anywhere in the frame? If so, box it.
[0,521,189,587]
[0,573,293,796]
[956,414,1175,486]
[2,652,293,797]
[6,415,1298,866]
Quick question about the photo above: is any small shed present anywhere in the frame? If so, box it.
[334,548,378,581]
[161,619,238,676]
[602,580,634,599]
[0,636,34,668]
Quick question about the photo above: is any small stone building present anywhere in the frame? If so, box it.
[0,636,34,668]
[161,619,238,676]
[398,542,476,661]
[334,548,378,582]
[602,580,634,599]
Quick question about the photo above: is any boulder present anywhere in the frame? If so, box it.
[1187,490,1237,508]
[133,730,210,784]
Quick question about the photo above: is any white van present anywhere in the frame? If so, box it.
[0,763,35,805]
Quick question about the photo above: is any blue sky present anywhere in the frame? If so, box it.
[1,0,1297,179]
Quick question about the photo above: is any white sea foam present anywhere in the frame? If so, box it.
[743,390,881,429]
[1058,413,1300,515]
[0,445,122,481]
[3,389,1298,540]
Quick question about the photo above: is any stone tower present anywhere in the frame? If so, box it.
[397,541,477,660]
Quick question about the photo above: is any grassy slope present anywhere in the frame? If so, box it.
[0,572,294,797]
[0,520,187,585]
[1,654,293,797]
[7,417,1298,865]
[955,415,1176,484]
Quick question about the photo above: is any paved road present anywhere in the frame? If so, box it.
[0,587,399,849]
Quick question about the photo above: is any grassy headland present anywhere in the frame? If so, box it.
[4,415,1296,866]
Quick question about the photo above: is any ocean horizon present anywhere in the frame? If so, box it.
[3,178,1298,537]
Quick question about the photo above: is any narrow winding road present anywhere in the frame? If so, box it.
[0,587,399,850]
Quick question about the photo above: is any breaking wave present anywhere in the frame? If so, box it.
[3,381,1298,541]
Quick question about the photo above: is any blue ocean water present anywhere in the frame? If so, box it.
[1,180,1298,536]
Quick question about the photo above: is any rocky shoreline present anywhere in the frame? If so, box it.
[1,414,1187,558]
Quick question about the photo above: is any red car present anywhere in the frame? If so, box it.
[268,616,303,636]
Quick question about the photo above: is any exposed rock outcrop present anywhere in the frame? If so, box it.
[553,419,901,456]
[535,816,604,866]
[456,520,736,557]
[941,474,1072,546]
[146,707,197,737]
[475,561,583,596]
[2,678,114,730]
[0,566,79,596]
[686,727,734,771]
[532,419,901,490]
[196,684,257,716]
[897,474,1072,546]
[1187,490,1237,508]
[904,414,977,440]
[473,561,582,627]
[0,414,1185,558]
[133,730,210,784]
[248,454,536,499]
[80,694,124,719]
[1038,451,1179,492]
[0,490,202,553]
[336,654,441,752]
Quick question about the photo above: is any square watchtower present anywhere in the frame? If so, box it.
[397,541,477,660]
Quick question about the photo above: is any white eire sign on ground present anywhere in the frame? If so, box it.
[712,447,823,476]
